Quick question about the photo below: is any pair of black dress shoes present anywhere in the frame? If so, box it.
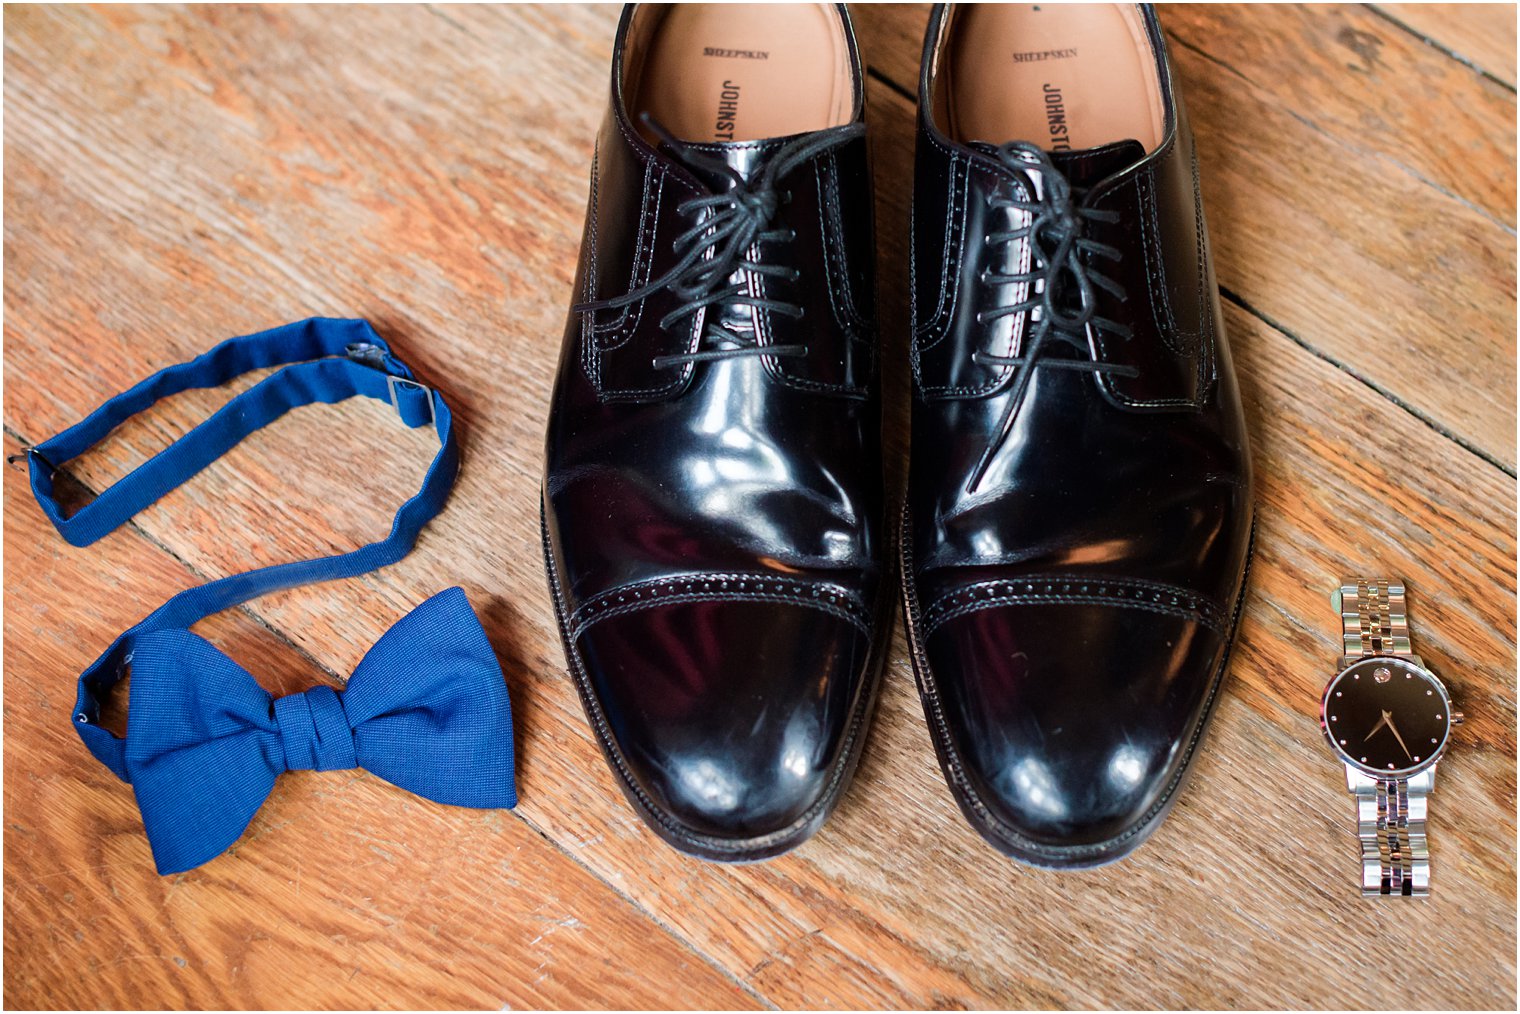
[542,2,1253,868]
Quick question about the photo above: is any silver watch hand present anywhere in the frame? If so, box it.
[1363,710,1392,742]
[1385,713,1414,761]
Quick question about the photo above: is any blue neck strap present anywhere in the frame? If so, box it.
[23,318,457,779]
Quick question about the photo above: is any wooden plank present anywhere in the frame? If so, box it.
[0,442,760,1011]
[850,3,1518,470]
[1378,2,1518,87]
[1167,3,1516,227]
[4,4,1514,1009]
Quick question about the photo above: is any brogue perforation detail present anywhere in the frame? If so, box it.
[568,572,871,641]
[590,162,663,348]
[1089,150,1212,411]
[920,572,1229,640]
[815,153,873,337]
[911,146,970,352]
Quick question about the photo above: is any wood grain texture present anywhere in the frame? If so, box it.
[4,4,1515,1010]
[1167,3,1517,228]
[1377,2,1518,87]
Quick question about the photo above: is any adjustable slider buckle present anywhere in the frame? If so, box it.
[387,374,437,431]
[346,341,436,430]
[7,446,57,479]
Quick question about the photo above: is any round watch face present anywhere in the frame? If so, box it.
[1321,657,1452,775]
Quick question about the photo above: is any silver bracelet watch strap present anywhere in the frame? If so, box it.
[1337,576,1428,897]
[1348,766,1432,897]
[1337,577,1411,658]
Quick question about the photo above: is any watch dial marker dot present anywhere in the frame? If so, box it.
[1339,739,1347,745]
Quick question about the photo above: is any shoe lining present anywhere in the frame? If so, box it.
[625,3,853,145]
[938,3,1164,152]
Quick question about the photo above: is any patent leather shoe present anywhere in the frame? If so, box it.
[902,2,1255,867]
[542,3,889,860]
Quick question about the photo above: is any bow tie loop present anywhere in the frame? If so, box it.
[274,685,358,772]
[36,321,517,877]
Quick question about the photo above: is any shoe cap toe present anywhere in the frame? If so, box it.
[577,597,870,844]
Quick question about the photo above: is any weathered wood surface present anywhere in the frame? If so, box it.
[1377,2,1518,87]
[4,5,1514,1010]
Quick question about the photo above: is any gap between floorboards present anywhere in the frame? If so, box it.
[1217,287,1516,479]
[1366,3,1518,94]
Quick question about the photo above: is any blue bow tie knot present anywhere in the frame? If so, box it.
[274,686,358,772]
[115,587,516,875]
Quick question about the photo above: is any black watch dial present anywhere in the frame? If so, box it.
[1322,657,1452,775]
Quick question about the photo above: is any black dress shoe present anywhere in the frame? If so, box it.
[902,3,1254,867]
[542,3,889,860]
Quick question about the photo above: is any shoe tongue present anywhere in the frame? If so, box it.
[668,135,794,191]
[1045,138,1147,186]
[970,138,1146,186]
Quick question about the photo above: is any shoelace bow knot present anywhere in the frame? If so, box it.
[575,114,866,371]
[966,141,1139,491]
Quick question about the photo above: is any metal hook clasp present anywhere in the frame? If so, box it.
[344,341,391,371]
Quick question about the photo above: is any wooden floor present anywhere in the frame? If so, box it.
[4,4,1515,1009]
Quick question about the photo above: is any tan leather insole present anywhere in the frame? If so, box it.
[628,3,852,144]
[941,3,1164,152]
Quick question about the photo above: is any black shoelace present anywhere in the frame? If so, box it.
[965,141,1139,491]
[574,114,866,371]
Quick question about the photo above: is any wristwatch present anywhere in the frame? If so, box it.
[1320,578,1463,897]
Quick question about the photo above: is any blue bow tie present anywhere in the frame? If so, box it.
[125,588,516,875]
[21,319,517,874]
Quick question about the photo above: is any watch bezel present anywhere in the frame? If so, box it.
[1320,656,1453,777]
